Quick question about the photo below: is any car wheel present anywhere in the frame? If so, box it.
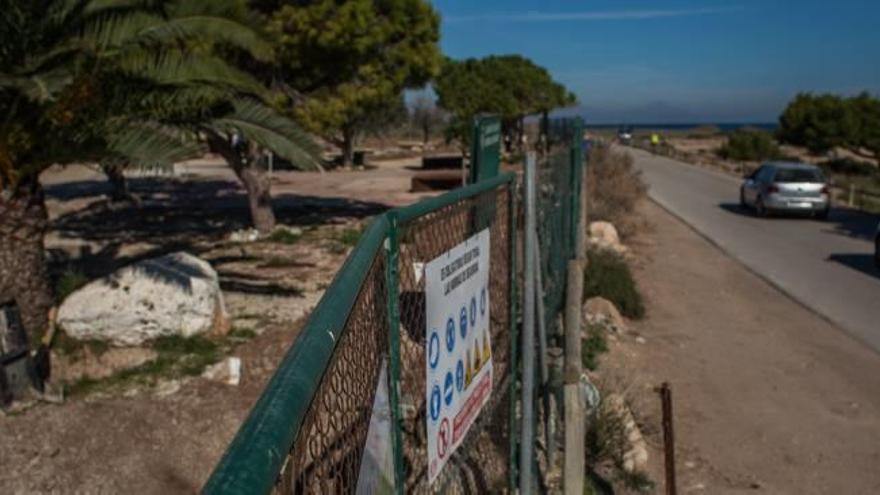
[816,207,830,220]
[755,196,768,217]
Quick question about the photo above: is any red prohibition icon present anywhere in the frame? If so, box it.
[437,417,450,459]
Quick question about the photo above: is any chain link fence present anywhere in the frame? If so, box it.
[204,117,586,495]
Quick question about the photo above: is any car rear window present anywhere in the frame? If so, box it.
[773,168,824,183]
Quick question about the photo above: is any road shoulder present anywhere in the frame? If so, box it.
[607,200,880,494]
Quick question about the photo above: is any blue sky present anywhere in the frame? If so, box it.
[431,0,880,123]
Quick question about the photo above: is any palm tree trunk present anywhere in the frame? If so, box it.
[102,161,138,204]
[206,131,277,234]
[0,181,53,346]
[236,166,276,234]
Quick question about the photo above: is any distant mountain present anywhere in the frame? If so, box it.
[556,99,781,126]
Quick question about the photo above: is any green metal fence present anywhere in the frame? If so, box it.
[536,118,585,340]
[203,117,585,495]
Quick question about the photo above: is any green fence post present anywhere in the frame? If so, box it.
[469,115,502,184]
[569,119,585,255]
[507,180,519,491]
[384,211,405,495]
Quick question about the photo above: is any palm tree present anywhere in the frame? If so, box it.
[0,0,317,344]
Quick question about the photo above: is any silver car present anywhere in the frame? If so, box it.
[740,161,830,218]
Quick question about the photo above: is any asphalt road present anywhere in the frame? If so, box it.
[627,147,880,352]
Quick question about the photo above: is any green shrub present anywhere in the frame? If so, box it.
[718,128,781,161]
[581,323,608,371]
[335,226,364,247]
[56,267,88,302]
[266,228,301,244]
[819,158,880,178]
[584,249,645,319]
[587,145,648,240]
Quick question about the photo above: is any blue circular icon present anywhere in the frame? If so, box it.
[469,296,477,327]
[459,306,468,339]
[428,331,440,369]
[445,317,455,352]
[455,360,464,391]
[444,371,454,405]
[430,385,441,421]
[480,287,487,316]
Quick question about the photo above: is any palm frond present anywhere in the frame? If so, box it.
[116,49,266,97]
[107,122,201,170]
[210,99,322,171]
[0,68,73,102]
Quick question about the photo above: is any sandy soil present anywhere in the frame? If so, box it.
[606,201,880,494]
[2,154,444,493]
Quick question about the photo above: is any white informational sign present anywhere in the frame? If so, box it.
[424,229,493,484]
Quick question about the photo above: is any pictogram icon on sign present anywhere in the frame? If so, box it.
[469,296,477,327]
[455,359,464,391]
[445,317,455,352]
[459,306,468,338]
[437,418,450,459]
[428,330,440,369]
[480,286,487,316]
[430,384,441,421]
[444,371,454,405]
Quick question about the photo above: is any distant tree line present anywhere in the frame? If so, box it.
[433,55,576,149]
[718,92,880,163]
[778,92,880,160]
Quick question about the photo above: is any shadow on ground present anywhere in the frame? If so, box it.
[46,176,388,292]
[826,254,880,280]
[719,202,879,241]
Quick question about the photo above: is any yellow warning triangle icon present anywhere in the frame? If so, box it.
[474,339,482,371]
[483,332,491,360]
[465,348,472,387]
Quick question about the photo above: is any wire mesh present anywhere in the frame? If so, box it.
[278,252,389,494]
[394,184,513,493]
[536,147,575,340]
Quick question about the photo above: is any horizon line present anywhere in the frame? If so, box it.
[444,7,742,24]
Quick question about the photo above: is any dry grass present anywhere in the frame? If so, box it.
[587,144,648,240]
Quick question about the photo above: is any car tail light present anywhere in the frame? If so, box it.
[767,184,780,194]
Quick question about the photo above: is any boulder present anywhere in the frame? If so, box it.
[589,221,626,253]
[583,296,626,333]
[57,252,228,346]
[606,393,649,473]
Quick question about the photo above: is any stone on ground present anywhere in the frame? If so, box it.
[57,252,228,346]
[583,296,627,333]
[589,221,627,253]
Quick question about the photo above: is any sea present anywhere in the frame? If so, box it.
[584,123,777,131]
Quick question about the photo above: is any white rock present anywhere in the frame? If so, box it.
[202,357,242,386]
[228,228,259,242]
[589,221,620,245]
[57,252,228,346]
[607,394,649,473]
[583,296,627,333]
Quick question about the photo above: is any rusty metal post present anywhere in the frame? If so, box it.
[660,382,677,495]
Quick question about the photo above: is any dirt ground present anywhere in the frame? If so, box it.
[1,153,443,493]
[606,201,880,494]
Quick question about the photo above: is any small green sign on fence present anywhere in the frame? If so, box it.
[469,115,501,184]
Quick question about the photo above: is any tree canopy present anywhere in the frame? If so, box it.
[778,92,880,159]
[262,0,442,165]
[434,55,576,146]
